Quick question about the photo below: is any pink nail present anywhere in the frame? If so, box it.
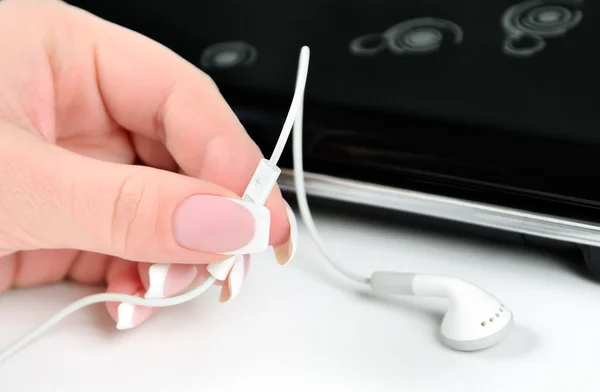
[116,292,154,330]
[173,195,270,254]
[145,264,198,299]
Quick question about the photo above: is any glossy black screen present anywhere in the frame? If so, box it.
[67,0,600,222]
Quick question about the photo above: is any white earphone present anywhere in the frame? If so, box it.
[0,46,512,364]
[369,273,512,351]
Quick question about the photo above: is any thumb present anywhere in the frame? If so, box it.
[0,129,271,264]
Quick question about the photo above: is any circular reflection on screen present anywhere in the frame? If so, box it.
[200,41,257,69]
[349,17,463,57]
[349,34,387,56]
[501,0,583,57]
[384,18,463,54]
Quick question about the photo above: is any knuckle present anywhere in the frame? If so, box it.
[199,71,219,91]
[154,72,220,144]
[110,169,157,255]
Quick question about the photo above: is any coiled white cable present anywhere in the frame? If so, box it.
[0,45,369,364]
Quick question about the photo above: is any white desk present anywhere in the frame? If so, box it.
[1,206,599,391]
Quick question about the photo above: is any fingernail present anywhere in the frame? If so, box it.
[145,263,198,299]
[274,202,298,265]
[219,254,249,303]
[116,292,153,330]
[207,256,237,281]
[173,195,270,255]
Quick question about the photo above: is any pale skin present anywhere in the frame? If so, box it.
[0,0,293,328]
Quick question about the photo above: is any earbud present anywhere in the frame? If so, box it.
[369,272,513,351]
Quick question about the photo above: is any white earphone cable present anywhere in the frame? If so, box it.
[0,276,216,363]
[0,45,368,364]
[289,49,370,286]
[268,47,310,166]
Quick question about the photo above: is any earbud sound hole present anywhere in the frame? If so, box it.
[482,307,506,326]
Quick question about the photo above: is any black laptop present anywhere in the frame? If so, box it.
[67,0,600,278]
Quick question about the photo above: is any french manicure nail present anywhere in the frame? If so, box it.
[116,292,153,330]
[219,254,249,303]
[173,195,270,255]
[145,263,198,299]
[207,256,237,281]
[274,202,298,265]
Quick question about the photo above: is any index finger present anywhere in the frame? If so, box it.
[73,6,290,246]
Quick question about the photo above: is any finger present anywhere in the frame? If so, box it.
[66,6,291,247]
[0,253,17,293]
[105,260,157,330]
[68,251,110,285]
[11,249,77,288]
[137,256,252,304]
[131,134,178,172]
[0,128,272,264]
[137,262,211,299]
[0,250,107,293]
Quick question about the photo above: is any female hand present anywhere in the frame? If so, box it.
[0,0,296,329]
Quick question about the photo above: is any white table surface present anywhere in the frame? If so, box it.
[1,204,599,391]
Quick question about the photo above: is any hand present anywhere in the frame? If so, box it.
[0,0,296,329]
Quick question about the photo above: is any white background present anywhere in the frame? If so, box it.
[1,204,599,391]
